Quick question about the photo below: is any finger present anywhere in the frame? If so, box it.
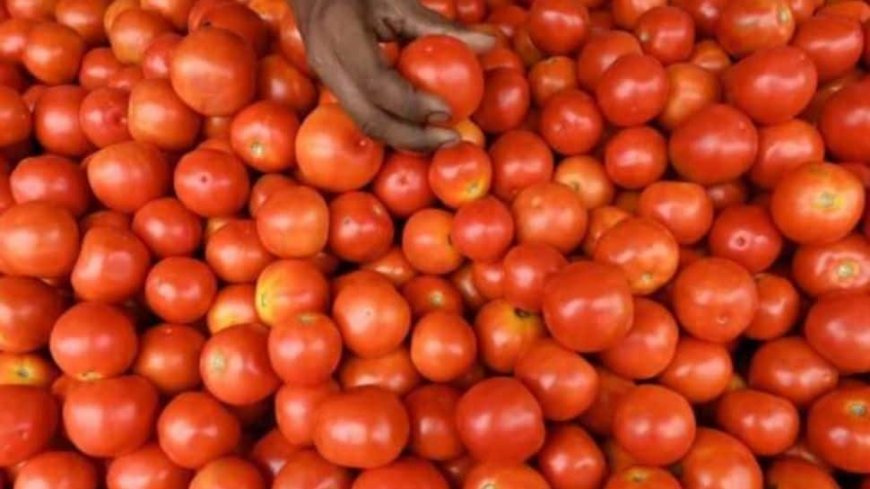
[398,1,496,53]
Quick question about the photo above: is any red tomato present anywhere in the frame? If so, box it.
[63,375,158,457]
[248,429,298,484]
[71,226,150,303]
[744,274,800,340]
[489,130,554,201]
[9,155,89,216]
[230,100,299,173]
[189,457,264,489]
[398,35,484,122]
[807,387,870,473]
[428,142,492,208]
[275,381,338,447]
[600,298,679,379]
[207,284,257,334]
[404,384,464,461]
[792,14,864,83]
[749,336,839,407]
[455,377,545,463]
[79,86,132,148]
[502,242,567,312]
[669,104,758,185]
[474,299,545,373]
[819,77,870,163]
[196,2,267,56]
[107,443,192,489]
[804,292,870,374]
[529,56,578,107]
[353,457,449,489]
[554,155,615,209]
[515,338,598,421]
[658,62,720,130]
[0,201,80,278]
[614,385,696,466]
[749,119,824,190]
[611,0,667,29]
[332,279,410,358]
[174,148,250,218]
[716,388,799,456]
[715,0,795,57]
[248,174,295,217]
[512,181,588,253]
[527,0,589,55]
[86,141,170,213]
[205,219,273,283]
[680,429,763,489]
[0,351,58,387]
[596,53,668,126]
[157,391,241,469]
[132,197,202,258]
[373,152,435,218]
[402,208,463,275]
[0,385,58,466]
[273,450,351,489]
[451,196,514,262]
[771,162,865,244]
[635,6,695,64]
[604,467,681,489]
[708,205,783,273]
[402,275,464,317]
[0,277,64,353]
[464,463,550,489]
[580,367,636,436]
[659,337,733,403]
[410,311,477,382]
[108,8,171,65]
[296,104,384,192]
[689,38,732,74]
[537,425,605,489]
[133,324,204,395]
[145,257,217,324]
[765,457,839,489]
[0,85,29,146]
[593,217,679,295]
[539,88,604,155]
[200,323,279,406]
[33,85,93,157]
[792,234,869,298]
[78,47,123,89]
[14,451,96,489]
[604,126,667,189]
[473,68,531,133]
[23,22,84,84]
[543,261,633,352]
[141,33,181,79]
[255,185,327,259]
[257,53,316,115]
[313,387,409,469]
[268,312,341,386]
[724,46,817,125]
[0,18,35,63]
[128,78,200,151]
[576,30,641,91]
[49,302,137,380]
[255,259,329,326]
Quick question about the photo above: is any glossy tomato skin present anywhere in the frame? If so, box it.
[200,323,279,406]
[658,61,720,130]
[33,85,93,157]
[792,234,870,297]
[716,388,799,456]
[340,348,420,395]
[255,259,330,326]
[603,126,666,189]
[819,77,870,163]
[708,205,782,274]
[410,311,477,383]
[275,381,338,447]
[539,88,603,155]
[464,462,551,489]
[373,153,435,218]
[86,141,170,213]
[23,22,85,84]
[207,284,257,334]
[724,46,817,125]
[807,387,870,473]
[174,147,250,218]
[268,312,341,386]
[543,261,634,352]
[512,181,588,253]
[529,56,578,107]
[489,130,554,201]
[749,336,838,407]
[680,428,763,489]
[401,275,464,317]
[404,384,464,462]
[764,457,839,489]
[593,217,679,295]
[255,185,327,259]
[79,86,132,148]
[600,298,679,379]
[63,375,158,457]
[0,385,58,466]
[353,457,449,489]
[402,208,463,275]
[536,425,605,489]
[14,451,97,489]
[398,35,484,123]
[332,279,411,358]
[451,196,514,262]
[169,26,256,116]
[514,338,598,421]
[749,119,824,190]
[157,391,241,469]
[554,155,614,209]
[313,387,410,469]
[596,53,668,126]
[502,242,567,312]
[659,337,733,404]
[634,6,695,64]
[455,377,546,464]
[205,219,273,283]
[472,68,531,134]
[715,0,794,57]
[107,443,192,489]
[108,9,172,65]
[526,0,589,55]
[230,100,299,173]
[0,201,80,278]
[792,15,864,83]
[613,385,696,466]
[428,142,492,208]
[256,53,317,115]
[128,78,200,151]
[273,449,351,489]
[132,197,202,257]
[189,457,264,489]
[744,274,800,340]
[771,162,865,245]
[9,154,88,217]
[145,257,217,324]
[474,299,545,373]
[0,277,64,353]
[133,324,205,395]
[804,292,870,374]
[71,226,151,303]
[49,301,137,380]
[670,104,758,185]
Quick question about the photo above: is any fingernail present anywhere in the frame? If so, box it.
[431,128,459,147]
[428,112,451,124]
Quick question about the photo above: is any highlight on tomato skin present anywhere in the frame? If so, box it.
[0,0,868,487]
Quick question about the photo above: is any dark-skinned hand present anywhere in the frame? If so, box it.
[288,0,494,152]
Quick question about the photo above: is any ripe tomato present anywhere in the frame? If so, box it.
[63,375,158,457]
[128,78,200,151]
[527,0,589,55]
[398,35,484,123]
[658,62,720,130]
[49,302,137,380]
[173,147,250,218]
[554,155,614,209]
[536,425,605,489]
[205,219,273,283]
[207,284,257,334]
[255,185,327,259]
[792,234,869,297]
[409,311,476,382]
[744,274,800,340]
[404,384,464,461]
[596,53,668,126]
[529,56,578,107]
[0,277,64,353]
[716,388,799,456]
[402,208,463,275]
[332,279,410,358]
[791,14,864,83]
[595,217,678,294]
[86,141,170,213]
[464,462,550,489]
[109,8,171,65]
[0,85,30,146]
[708,204,783,273]
[502,242,567,312]
[474,299,545,373]
[659,337,733,403]
[140,32,181,79]
[133,324,205,395]
[804,292,870,374]
[196,2,267,55]
[257,53,316,115]
[749,336,839,407]
[604,466,680,489]
[613,385,696,466]
[23,22,84,84]
[639,181,715,245]
[634,6,695,64]
[189,457,264,489]
[33,85,93,157]
[576,31,641,91]
[515,338,598,421]
[600,298,679,379]
[603,126,666,189]
[428,142,492,208]
[512,181,587,252]
[268,312,341,386]
[373,153,435,218]
[313,387,409,469]
[580,367,635,436]
[144,257,216,324]
[819,77,870,163]
[158,391,241,469]
[78,47,123,89]
[229,100,299,172]
[0,352,58,387]
[79,86,132,148]
[71,226,150,303]
[456,377,545,463]
[764,457,839,489]
[749,119,824,190]
[771,162,865,244]
[539,88,604,155]
[169,26,255,116]
[14,451,96,489]
[680,428,763,489]
[200,324,279,406]
[0,201,80,278]
[296,104,384,192]
[0,385,58,466]
[489,130,554,201]
[107,443,192,489]
[273,450,351,489]
[473,68,531,133]
[354,457,450,489]
[543,261,633,352]
[715,0,794,57]
[132,197,202,257]
[401,275,464,317]
[248,429,298,484]
[451,196,514,262]
[255,259,329,326]
[807,387,870,473]
[274,381,337,447]
[9,154,89,217]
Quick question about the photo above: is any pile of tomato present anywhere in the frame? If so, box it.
[0,0,868,487]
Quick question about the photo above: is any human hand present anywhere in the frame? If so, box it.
[289,0,494,152]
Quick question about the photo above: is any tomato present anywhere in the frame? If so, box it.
[189,457,264,489]
[140,0,192,30]
[749,336,838,407]
[253,185,331,260]
[791,14,863,83]
[313,387,409,469]
[804,292,870,374]
[452,264,487,312]
[356,458,450,489]
[14,451,96,489]
[658,62,720,130]
[107,443,192,489]
[32,85,92,157]
[268,312,341,386]
[792,234,869,297]
[536,425,605,489]
[474,299,545,373]
[107,64,143,90]
[273,450,351,489]
[716,388,799,456]
[771,162,865,244]
[603,126,666,189]
[108,8,170,65]
[807,387,870,473]
[204,220,272,283]
[539,88,603,155]
[71,226,150,302]
[659,337,733,403]
[489,130,554,201]
[604,466,681,489]
[455,377,545,463]
[428,142,492,208]
[402,208,463,275]
[681,428,763,489]
[543,261,633,352]
[78,47,123,89]
[273,381,336,448]
[593,217,679,295]
[174,148,250,218]
[23,22,84,84]
[576,31,641,91]
[611,0,667,29]
[744,274,800,341]
[580,367,635,436]
[819,77,870,163]
[157,391,241,469]
[749,119,825,190]
[724,46,817,125]
[296,104,384,192]
[0,201,80,278]
[451,196,514,262]
[689,38,731,75]
[86,141,170,212]
[249,429,298,484]
[128,78,200,151]
[403,384,464,461]
[257,53,316,115]
[514,338,598,421]
[635,6,695,64]
[0,279,64,355]
[207,284,256,334]
[526,0,589,56]
[715,0,794,57]
[144,257,216,324]
[600,298,679,379]
[501,242,566,312]
[764,457,839,489]
[464,463,550,489]
[708,204,782,274]
[133,323,204,395]
[199,323,279,406]
[229,100,299,173]
[48,302,136,380]
[131,197,202,258]
[0,386,58,466]
[276,8,309,74]
[0,85,29,146]
[9,154,89,217]
[79,86,131,148]
[613,385,696,466]
[0,352,58,386]
[196,2,266,55]
[331,279,411,359]
[0,18,35,63]
[402,275,464,317]
[529,56,577,107]
[596,53,668,126]
[670,104,758,185]
[473,68,531,134]
[255,259,329,326]
[407,311,476,383]
[512,181,587,253]
[63,375,158,457]
[373,153,435,218]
